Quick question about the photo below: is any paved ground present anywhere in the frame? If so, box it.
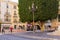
[0,34,38,40]
[0,34,54,40]
[12,31,60,40]
[0,31,60,40]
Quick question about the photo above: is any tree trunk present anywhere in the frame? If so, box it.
[40,21,45,32]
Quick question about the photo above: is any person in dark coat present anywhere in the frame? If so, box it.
[2,27,5,33]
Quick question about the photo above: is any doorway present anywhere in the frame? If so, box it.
[14,25,16,29]
[36,25,41,30]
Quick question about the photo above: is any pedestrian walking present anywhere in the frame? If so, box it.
[2,27,5,34]
[10,26,13,33]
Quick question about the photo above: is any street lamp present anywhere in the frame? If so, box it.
[29,2,37,32]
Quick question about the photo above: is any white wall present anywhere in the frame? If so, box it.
[1,2,6,22]
[1,1,13,22]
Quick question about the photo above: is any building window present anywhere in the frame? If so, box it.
[5,16,11,22]
[5,18,11,22]
[14,11,16,15]
[7,4,8,8]
[13,16,17,17]
[58,14,60,22]
[13,19,17,23]
[5,16,9,21]
[14,6,16,9]
[5,18,8,21]
[0,11,1,14]
[0,2,1,7]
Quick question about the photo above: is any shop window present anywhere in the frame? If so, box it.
[4,27,9,29]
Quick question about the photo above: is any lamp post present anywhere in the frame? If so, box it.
[29,2,37,32]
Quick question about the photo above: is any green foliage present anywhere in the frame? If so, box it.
[19,0,58,22]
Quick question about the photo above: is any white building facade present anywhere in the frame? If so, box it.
[0,0,20,31]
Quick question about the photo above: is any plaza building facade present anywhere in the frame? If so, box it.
[0,0,22,31]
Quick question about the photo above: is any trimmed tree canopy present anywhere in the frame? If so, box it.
[19,0,58,22]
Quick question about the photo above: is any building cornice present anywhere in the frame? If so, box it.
[0,0,18,5]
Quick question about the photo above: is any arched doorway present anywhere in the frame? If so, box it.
[35,25,41,30]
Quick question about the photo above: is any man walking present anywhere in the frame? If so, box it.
[2,27,5,34]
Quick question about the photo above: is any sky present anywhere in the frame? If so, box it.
[11,0,18,3]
